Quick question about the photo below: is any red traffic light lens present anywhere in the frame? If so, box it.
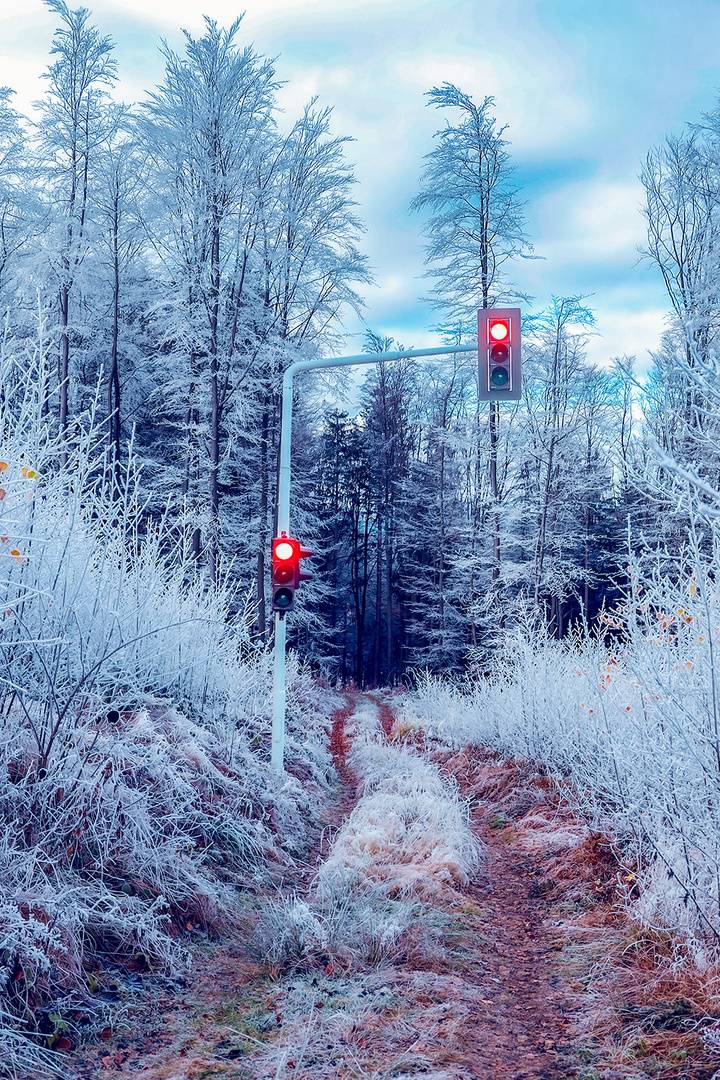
[275,540,294,561]
[489,320,509,341]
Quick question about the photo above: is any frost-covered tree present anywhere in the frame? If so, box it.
[263,101,371,348]
[411,84,535,623]
[90,105,147,484]
[411,83,533,323]
[35,0,118,453]
[517,298,621,634]
[399,354,477,670]
[640,131,720,365]
[245,100,371,636]
[640,123,720,535]
[359,336,417,683]
[138,16,278,580]
[0,87,32,310]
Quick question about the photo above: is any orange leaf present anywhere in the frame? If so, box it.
[0,462,6,471]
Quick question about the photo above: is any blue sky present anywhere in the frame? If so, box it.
[3,0,720,372]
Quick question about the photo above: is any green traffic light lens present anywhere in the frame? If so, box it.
[274,588,293,608]
[491,367,510,386]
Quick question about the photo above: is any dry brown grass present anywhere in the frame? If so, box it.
[439,744,720,1079]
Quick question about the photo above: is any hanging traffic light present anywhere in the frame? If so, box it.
[271,535,313,613]
[478,307,522,401]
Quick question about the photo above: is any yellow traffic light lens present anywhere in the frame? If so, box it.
[275,541,294,561]
[490,321,509,341]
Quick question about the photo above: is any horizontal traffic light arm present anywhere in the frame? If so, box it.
[272,335,513,772]
[277,344,479,539]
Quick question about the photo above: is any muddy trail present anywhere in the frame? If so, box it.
[61,693,717,1080]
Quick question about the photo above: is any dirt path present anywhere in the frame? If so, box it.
[62,693,584,1080]
[458,819,576,1077]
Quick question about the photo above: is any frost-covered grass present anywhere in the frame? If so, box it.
[319,731,482,899]
[0,327,337,1074]
[256,694,482,980]
[400,558,720,969]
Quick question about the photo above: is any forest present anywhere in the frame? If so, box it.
[0,0,702,687]
[6,1,720,1076]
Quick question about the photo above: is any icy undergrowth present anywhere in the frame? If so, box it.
[320,718,481,899]
[399,568,720,968]
[256,693,482,977]
[0,332,337,1076]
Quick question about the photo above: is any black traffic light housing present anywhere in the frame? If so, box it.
[272,534,313,613]
[478,307,522,402]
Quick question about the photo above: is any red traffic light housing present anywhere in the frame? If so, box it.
[478,307,521,401]
[272,535,313,613]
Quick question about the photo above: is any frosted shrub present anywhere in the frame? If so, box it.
[254,881,416,973]
[0,325,335,1069]
[399,537,720,963]
[403,557,720,960]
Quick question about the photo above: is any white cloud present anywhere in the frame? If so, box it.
[530,177,646,268]
[393,49,591,158]
[585,305,667,373]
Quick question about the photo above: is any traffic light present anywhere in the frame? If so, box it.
[271,535,313,613]
[478,307,521,401]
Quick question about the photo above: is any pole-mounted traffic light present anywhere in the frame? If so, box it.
[478,307,521,401]
[272,535,313,613]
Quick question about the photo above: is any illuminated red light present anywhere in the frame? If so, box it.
[489,321,509,341]
[275,541,294,561]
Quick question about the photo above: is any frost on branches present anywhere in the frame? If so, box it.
[0,324,337,1075]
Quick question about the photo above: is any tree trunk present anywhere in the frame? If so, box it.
[108,200,121,497]
[385,521,393,683]
[373,520,382,685]
[208,220,221,585]
[59,283,69,468]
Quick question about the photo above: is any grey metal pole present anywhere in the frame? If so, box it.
[271,342,477,772]
[271,610,286,771]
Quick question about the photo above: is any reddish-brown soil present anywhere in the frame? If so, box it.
[457,836,576,1077]
[59,694,720,1080]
